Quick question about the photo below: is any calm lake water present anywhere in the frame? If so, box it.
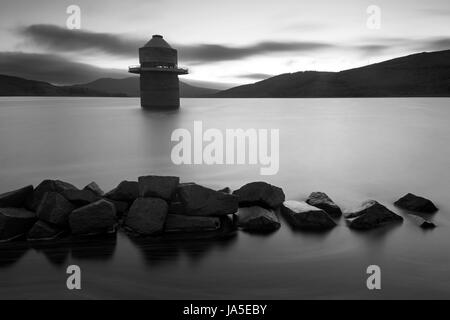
[0,97,449,299]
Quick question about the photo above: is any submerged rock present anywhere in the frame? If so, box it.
[27,220,63,241]
[233,182,285,209]
[347,200,403,230]
[394,193,438,213]
[26,179,78,211]
[83,181,104,196]
[0,207,36,241]
[165,214,221,233]
[69,199,116,235]
[282,201,336,230]
[61,189,100,207]
[306,192,342,218]
[125,198,168,235]
[37,192,75,227]
[237,206,280,232]
[0,185,34,208]
[138,175,180,200]
[104,180,139,203]
[420,220,436,229]
[178,183,238,216]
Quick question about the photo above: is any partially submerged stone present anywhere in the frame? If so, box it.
[178,183,238,216]
[138,175,179,200]
[69,199,116,235]
[27,220,64,241]
[0,185,34,208]
[165,214,221,233]
[83,181,104,196]
[347,200,403,230]
[26,179,78,211]
[306,192,342,218]
[37,192,75,227]
[125,197,168,235]
[237,206,280,232]
[104,180,139,203]
[282,200,336,230]
[0,207,36,242]
[233,181,285,209]
[394,193,438,213]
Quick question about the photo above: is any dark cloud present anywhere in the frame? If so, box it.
[0,52,128,84]
[19,24,334,64]
[178,41,333,64]
[20,24,141,57]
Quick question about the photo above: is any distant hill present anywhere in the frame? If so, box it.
[215,50,450,97]
[0,75,219,97]
[70,77,219,97]
[0,74,124,97]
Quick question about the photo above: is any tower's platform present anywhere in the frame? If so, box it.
[128,65,188,75]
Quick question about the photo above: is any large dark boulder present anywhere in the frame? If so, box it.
[61,189,100,207]
[26,179,78,211]
[237,206,280,232]
[104,180,139,203]
[282,200,336,230]
[165,214,221,233]
[232,182,285,209]
[0,185,34,208]
[347,200,403,230]
[125,198,168,235]
[83,181,104,196]
[178,184,238,216]
[394,193,438,213]
[0,207,37,241]
[306,192,342,218]
[69,199,116,235]
[27,220,63,241]
[37,192,75,227]
[138,175,179,200]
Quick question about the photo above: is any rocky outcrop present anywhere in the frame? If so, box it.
[420,220,436,229]
[26,179,78,211]
[394,193,438,213]
[233,182,285,209]
[164,214,221,233]
[125,198,168,235]
[178,183,238,216]
[347,200,403,230]
[237,206,280,232]
[61,189,100,207]
[27,220,64,241]
[83,182,104,196]
[138,175,179,200]
[282,201,336,230]
[0,185,34,208]
[69,199,116,235]
[37,192,75,227]
[306,192,342,218]
[104,180,139,203]
[0,207,36,241]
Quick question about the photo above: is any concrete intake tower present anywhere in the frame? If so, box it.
[129,35,188,109]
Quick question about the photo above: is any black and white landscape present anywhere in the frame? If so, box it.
[0,0,449,301]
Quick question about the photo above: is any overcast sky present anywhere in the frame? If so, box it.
[0,0,449,87]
